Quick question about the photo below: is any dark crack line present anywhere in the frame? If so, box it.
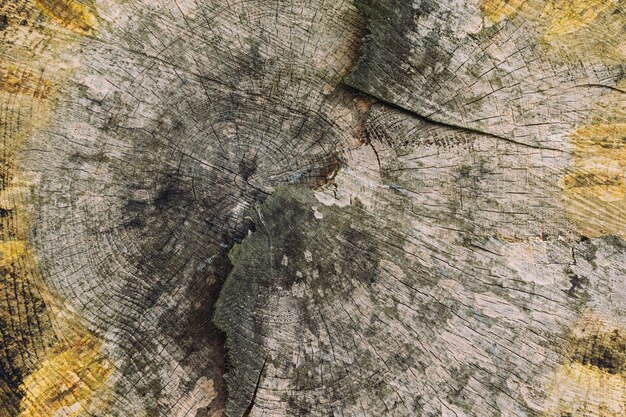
[570,83,626,94]
[343,86,568,153]
[241,355,269,417]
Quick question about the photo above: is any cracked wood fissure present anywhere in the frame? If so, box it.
[1,0,624,416]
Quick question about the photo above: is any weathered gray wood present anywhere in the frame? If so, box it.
[9,0,364,415]
[347,0,624,145]
[215,103,626,416]
[1,0,624,416]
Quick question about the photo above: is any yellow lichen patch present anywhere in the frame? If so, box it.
[542,0,616,38]
[0,241,117,416]
[0,66,55,171]
[481,0,624,62]
[561,180,625,238]
[570,124,626,159]
[0,239,54,341]
[0,240,30,267]
[561,122,626,238]
[543,315,626,416]
[34,0,98,34]
[0,233,116,417]
[18,334,112,417]
[0,2,106,414]
[543,362,625,417]
[0,237,56,416]
[0,239,115,417]
[0,172,39,240]
[482,0,526,23]
[562,170,624,202]
[0,59,59,413]
[541,0,625,63]
[0,65,52,99]
[482,0,618,34]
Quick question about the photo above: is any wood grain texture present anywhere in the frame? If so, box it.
[215,104,626,416]
[0,0,624,416]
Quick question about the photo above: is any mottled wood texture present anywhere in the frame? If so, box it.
[0,0,624,416]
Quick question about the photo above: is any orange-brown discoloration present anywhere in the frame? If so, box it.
[18,332,112,417]
[355,97,371,114]
[34,0,98,34]
[0,65,52,99]
[0,2,109,414]
[0,224,114,416]
[0,239,114,417]
[543,314,626,417]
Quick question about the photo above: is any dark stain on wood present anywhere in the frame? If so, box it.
[572,329,626,375]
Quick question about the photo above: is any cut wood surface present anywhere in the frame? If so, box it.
[0,0,624,416]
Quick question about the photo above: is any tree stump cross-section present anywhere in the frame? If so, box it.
[0,0,624,416]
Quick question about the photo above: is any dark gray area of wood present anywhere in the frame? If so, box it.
[1,0,623,415]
